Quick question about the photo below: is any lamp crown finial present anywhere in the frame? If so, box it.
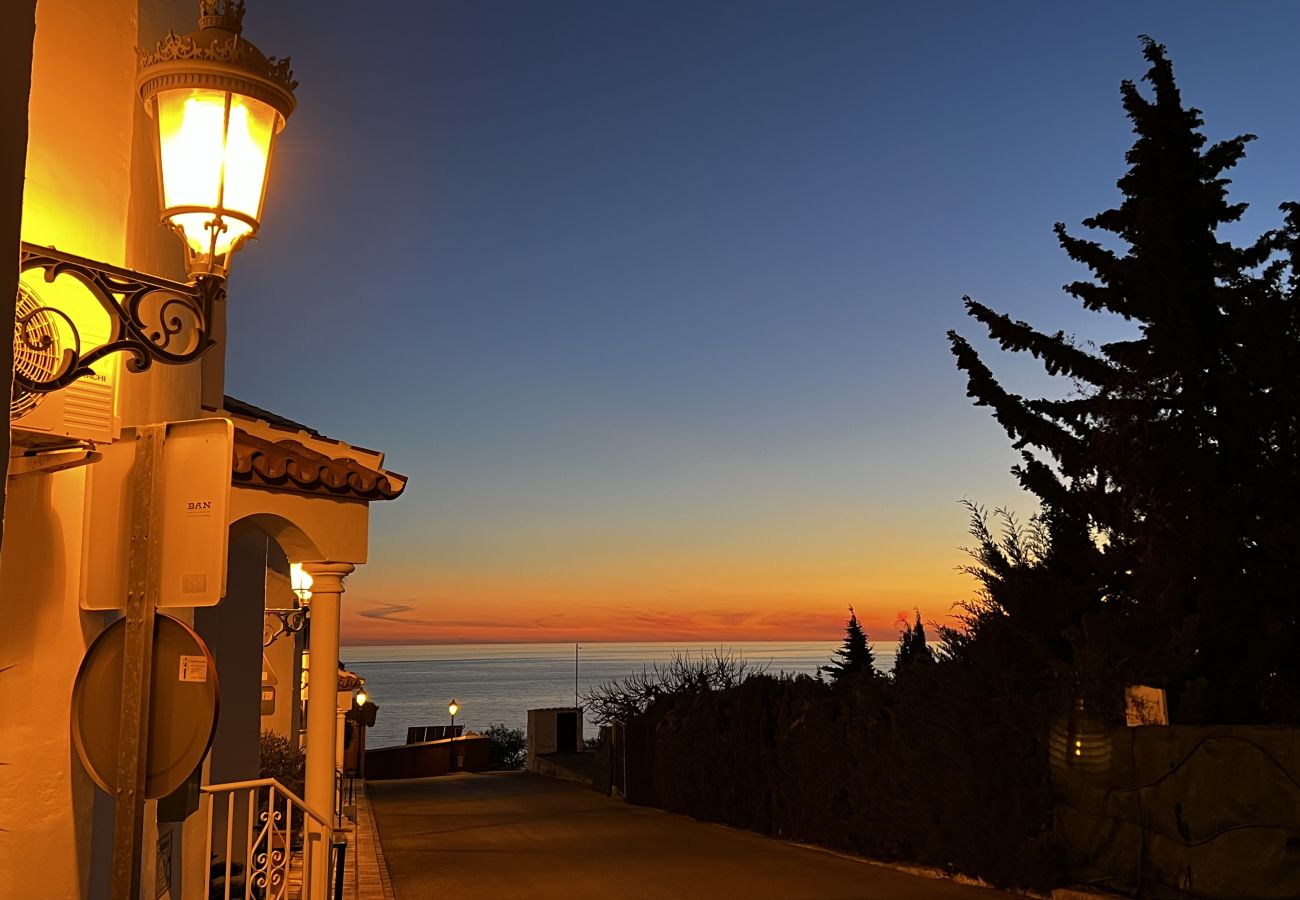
[198,0,245,33]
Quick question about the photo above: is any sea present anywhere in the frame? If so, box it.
[342,641,900,749]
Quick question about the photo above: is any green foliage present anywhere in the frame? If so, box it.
[822,606,876,682]
[948,37,1300,723]
[484,723,527,770]
[258,730,305,798]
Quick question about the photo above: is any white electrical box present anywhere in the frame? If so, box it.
[81,418,234,609]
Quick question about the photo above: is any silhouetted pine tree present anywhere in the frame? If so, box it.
[824,606,875,681]
[948,37,1300,723]
[893,610,933,673]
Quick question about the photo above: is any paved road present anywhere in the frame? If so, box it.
[368,772,1019,900]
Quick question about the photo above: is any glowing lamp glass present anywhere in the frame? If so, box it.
[448,700,460,717]
[290,563,313,601]
[151,87,281,276]
[357,690,368,706]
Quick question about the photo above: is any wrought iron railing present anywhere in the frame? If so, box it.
[201,777,333,900]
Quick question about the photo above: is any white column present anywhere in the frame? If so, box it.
[303,561,353,899]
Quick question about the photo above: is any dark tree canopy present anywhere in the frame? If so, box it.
[948,38,1300,724]
[894,610,934,673]
[824,606,876,682]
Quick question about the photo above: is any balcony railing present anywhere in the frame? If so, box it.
[201,777,334,900]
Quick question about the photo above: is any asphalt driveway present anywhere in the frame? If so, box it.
[367,772,1019,900]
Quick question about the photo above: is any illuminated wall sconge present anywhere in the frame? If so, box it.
[290,562,314,602]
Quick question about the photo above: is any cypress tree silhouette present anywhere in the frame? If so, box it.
[824,606,875,681]
[893,610,933,673]
[949,37,1300,723]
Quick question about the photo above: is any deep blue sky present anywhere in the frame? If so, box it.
[222,1,1300,642]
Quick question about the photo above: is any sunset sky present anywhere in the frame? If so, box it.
[222,1,1300,645]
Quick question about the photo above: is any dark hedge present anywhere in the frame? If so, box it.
[624,660,1062,891]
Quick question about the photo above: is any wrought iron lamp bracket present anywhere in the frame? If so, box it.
[15,242,224,394]
[264,606,308,647]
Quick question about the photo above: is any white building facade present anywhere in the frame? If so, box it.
[0,2,403,897]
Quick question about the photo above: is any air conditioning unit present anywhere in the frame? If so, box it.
[11,280,120,446]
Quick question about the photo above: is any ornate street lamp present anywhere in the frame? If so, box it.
[290,562,314,602]
[137,0,297,279]
[264,562,312,647]
[13,0,296,397]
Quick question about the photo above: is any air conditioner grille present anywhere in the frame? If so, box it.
[12,283,62,420]
[64,377,115,431]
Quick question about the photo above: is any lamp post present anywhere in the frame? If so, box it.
[14,0,298,403]
[448,699,460,770]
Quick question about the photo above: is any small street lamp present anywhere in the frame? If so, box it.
[447,699,460,771]
[356,688,368,707]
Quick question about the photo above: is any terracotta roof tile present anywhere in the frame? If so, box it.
[232,427,405,502]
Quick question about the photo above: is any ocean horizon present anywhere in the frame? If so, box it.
[342,640,901,749]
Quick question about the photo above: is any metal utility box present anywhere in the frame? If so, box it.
[527,707,583,771]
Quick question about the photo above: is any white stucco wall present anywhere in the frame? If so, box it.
[0,0,35,543]
[2,3,384,896]
[229,489,371,565]
[0,1,194,896]
[0,470,111,894]
[0,0,138,892]
[526,707,584,769]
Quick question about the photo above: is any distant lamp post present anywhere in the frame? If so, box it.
[356,689,368,707]
[137,0,297,279]
[447,699,460,771]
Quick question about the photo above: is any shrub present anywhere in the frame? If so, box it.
[484,723,526,769]
[581,648,766,725]
[258,730,305,798]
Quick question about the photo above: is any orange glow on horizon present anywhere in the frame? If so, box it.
[338,572,969,646]
[344,509,981,647]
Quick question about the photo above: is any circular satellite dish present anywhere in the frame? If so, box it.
[72,614,220,799]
